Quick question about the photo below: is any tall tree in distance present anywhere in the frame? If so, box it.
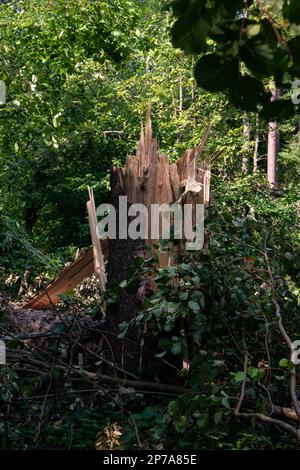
[170,0,300,182]
[267,87,280,186]
[242,112,250,174]
[253,113,260,173]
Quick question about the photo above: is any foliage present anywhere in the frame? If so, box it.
[0,0,247,248]
[0,0,299,452]
[279,132,300,186]
[123,176,299,448]
[170,0,300,120]
[0,214,50,294]
[0,0,139,247]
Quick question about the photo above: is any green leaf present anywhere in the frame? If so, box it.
[172,16,210,54]
[288,37,300,66]
[180,263,191,271]
[171,342,182,355]
[219,0,245,15]
[214,410,223,425]
[188,300,200,313]
[195,54,239,92]
[168,400,182,416]
[158,338,172,350]
[192,275,200,286]
[229,76,267,111]
[283,0,300,24]
[279,358,290,368]
[221,396,230,408]
[135,313,144,322]
[261,99,296,121]
[248,367,265,382]
[234,371,246,383]
[246,24,261,38]
[196,413,209,430]
[174,415,189,433]
[172,0,206,17]
[167,302,179,313]
[241,39,274,76]
[179,291,189,301]
[265,0,284,15]
[52,112,62,128]
[155,351,167,358]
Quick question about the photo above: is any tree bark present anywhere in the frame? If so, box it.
[242,112,250,174]
[191,57,196,103]
[105,167,144,370]
[179,72,183,114]
[267,88,280,186]
[253,113,260,173]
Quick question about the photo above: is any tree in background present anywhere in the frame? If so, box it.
[0,0,245,249]
[170,0,300,182]
[0,0,299,451]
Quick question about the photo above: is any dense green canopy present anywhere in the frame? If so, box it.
[0,0,299,452]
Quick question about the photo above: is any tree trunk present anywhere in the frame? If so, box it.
[176,73,183,143]
[242,112,250,174]
[253,113,260,173]
[105,167,145,370]
[191,57,196,103]
[267,88,280,186]
[179,73,183,114]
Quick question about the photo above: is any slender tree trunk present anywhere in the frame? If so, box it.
[253,113,260,173]
[267,88,280,186]
[176,73,183,143]
[179,73,183,114]
[242,112,250,174]
[191,57,196,103]
[172,89,177,119]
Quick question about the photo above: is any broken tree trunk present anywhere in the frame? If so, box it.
[105,167,145,369]
[103,106,211,370]
[22,107,211,342]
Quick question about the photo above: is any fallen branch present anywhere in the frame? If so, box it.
[75,370,187,395]
[233,246,300,443]
[234,351,300,440]
[272,406,299,422]
[264,247,300,423]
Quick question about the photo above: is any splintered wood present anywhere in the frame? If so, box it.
[23,240,109,310]
[87,186,107,290]
[120,106,211,209]
[23,107,211,309]
[113,105,211,267]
